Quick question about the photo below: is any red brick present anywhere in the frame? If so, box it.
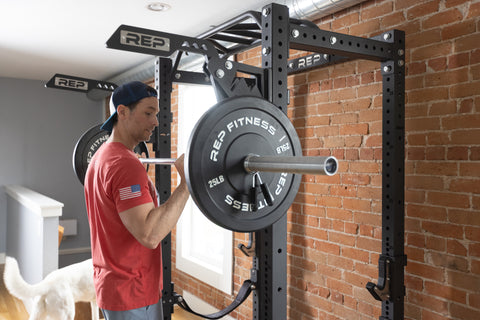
[425,68,469,86]
[407,233,426,247]
[473,260,480,275]
[342,247,369,263]
[428,251,468,272]
[343,97,372,112]
[343,198,371,212]
[361,1,393,20]
[422,220,464,238]
[465,226,480,242]
[350,19,381,37]
[381,11,407,29]
[450,82,480,99]
[427,57,447,71]
[408,148,425,162]
[411,42,453,62]
[468,242,480,258]
[326,277,353,295]
[420,309,452,320]
[331,113,357,125]
[406,246,425,262]
[407,174,445,190]
[415,162,458,176]
[345,136,362,147]
[407,133,427,145]
[448,209,480,226]
[426,146,445,160]
[447,147,469,160]
[339,123,369,135]
[472,65,480,81]
[349,162,381,174]
[328,255,354,271]
[357,82,382,98]
[474,196,480,210]
[445,0,471,7]
[396,0,421,10]
[406,75,425,92]
[357,186,382,201]
[447,269,480,292]
[408,87,449,103]
[427,191,470,209]
[470,293,480,309]
[467,2,480,18]
[406,261,445,282]
[408,61,427,75]
[326,207,353,221]
[356,236,381,252]
[364,135,381,147]
[332,11,359,29]
[406,0,440,20]
[448,52,470,69]
[450,303,480,320]
[443,20,477,41]
[329,231,356,246]
[426,235,446,252]
[449,178,480,194]
[459,98,474,113]
[472,49,480,64]
[427,131,450,145]
[406,203,447,220]
[425,281,467,304]
[451,129,480,145]
[460,163,480,177]
[423,8,463,29]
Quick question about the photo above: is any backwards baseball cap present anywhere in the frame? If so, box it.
[101,81,158,132]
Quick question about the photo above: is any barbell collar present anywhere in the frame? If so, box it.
[244,155,338,176]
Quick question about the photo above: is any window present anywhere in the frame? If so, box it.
[176,84,233,295]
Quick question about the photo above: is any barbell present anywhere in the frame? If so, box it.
[73,96,338,232]
[139,155,337,176]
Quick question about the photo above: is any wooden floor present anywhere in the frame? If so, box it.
[0,263,202,320]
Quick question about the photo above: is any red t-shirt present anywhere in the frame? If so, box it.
[84,142,162,311]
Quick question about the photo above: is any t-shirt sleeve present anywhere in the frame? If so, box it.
[109,157,154,213]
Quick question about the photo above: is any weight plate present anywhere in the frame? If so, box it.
[72,124,149,185]
[185,96,302,232]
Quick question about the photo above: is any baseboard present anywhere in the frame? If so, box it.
[0,252,5,264]
[181,291,235,320]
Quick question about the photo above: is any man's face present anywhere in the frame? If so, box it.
[125,96,159,142]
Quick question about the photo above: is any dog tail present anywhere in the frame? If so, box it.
[3,256,39,300]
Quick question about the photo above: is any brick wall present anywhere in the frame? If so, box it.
[160,0,480,319]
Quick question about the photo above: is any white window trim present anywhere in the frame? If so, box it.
[176,84,233,295]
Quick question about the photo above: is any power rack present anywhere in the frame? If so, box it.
[48,2,406,319]
[133,4,406,319]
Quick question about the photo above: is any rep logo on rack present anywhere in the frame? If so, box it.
[55,77,88,90]
[120,30,170,52]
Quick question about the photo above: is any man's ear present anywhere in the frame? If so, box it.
[116,104,128,119]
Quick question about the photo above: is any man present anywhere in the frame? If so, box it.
[84,81,190,319]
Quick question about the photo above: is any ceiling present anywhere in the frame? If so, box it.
[0,0,283,83]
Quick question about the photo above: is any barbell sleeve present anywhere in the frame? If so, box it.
[244,155,338,176]
[139,155,338,176]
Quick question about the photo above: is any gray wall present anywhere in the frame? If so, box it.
[0,77,103,266]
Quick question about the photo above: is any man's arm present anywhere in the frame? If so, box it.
[119,155,190,249]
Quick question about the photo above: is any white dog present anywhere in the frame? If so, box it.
[3,256,98,320]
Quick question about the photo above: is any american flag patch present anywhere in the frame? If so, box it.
[119,184,141,200]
